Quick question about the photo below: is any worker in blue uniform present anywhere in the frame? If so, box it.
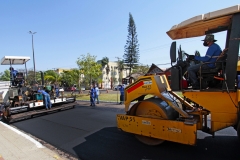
[119,85,124,104]
[9,67,18,86]
[187,34,222,89]
[38,87,52,109]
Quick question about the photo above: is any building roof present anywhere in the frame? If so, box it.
[145,63,164,75]
[166,4,240,40]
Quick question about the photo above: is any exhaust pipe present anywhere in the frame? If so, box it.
[40,71,44,86]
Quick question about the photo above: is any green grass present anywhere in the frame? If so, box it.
[65,91,183,102]
[67,92,121,102]
[67,92,154,102]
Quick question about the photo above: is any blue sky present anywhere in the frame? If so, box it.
[0,1,239,72]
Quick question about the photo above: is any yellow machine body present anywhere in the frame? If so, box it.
[183,91,238,132]
[117,74,239,145]
[117,75,197,145]
[117,5,240,146]
[117,114,197,145]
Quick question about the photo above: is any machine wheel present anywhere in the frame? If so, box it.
[2,107,10,123]
[129,97,178,145]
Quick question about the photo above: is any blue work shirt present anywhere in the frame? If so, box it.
[38,90,49,95]
[11,70,18,77]
[10,70,18,80]
[119,87,124,95]
[90,88,96,97]
[194,43,222,68]
[95,87,99,96]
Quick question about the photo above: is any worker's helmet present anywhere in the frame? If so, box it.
[9,67,14,70]
[201,34,217,42]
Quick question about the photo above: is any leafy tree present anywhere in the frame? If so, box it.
[117,59,125,83]
[97,57,109,88]
[123,13,140,76]
[25,69,42,85]
[100,57,109,69]
[76,53,102,86]
[0,70,10,81]
[101,57,110,78]
[61,70,75,87]
[70,69,83,91]
[132,64,150,75]
[61,69,83,88]
[44,70,61,84]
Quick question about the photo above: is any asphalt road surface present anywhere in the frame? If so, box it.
[12,102,240,160]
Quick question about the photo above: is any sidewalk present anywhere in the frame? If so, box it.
[0,101,127,160]
[0,122,68,160]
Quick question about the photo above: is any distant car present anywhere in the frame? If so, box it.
[113,85,121,90]
[71,87,76,91]
[113,84,128,90]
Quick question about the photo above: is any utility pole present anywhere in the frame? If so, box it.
[29,31,37,83]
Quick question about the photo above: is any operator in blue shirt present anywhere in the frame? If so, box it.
[187,34,222,89]
[38,87,52,109]
[9,67,18,86]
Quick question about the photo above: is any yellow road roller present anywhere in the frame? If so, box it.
[117,4,240,145]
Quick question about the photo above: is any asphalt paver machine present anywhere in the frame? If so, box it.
[0,56,76,123]
[117,4,240,145]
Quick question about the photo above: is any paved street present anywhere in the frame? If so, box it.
[12,101,240,160]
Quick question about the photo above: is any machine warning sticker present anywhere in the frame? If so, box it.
[167,127,182,133]
[127,80,152,93]
[142,120,151,125]
[144,81,152,85]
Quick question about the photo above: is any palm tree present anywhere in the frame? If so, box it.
[101,57,110,89]
[44,70,61,85]
[117,60,124,84]
[101,57,110,75]
[101,57,109,69]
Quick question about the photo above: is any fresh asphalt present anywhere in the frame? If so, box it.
[12,101,240,160]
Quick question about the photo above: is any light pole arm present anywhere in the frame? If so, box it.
[32,34,36,82]
[29,31,37,83]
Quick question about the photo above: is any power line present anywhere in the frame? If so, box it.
[156,63,171,65]
[139,32,226,53]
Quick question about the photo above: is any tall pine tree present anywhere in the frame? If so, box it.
[124,13,139,76]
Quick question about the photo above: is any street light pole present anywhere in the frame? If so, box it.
[29,31,37,83]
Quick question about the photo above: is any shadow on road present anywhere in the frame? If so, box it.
[72,127,240,160]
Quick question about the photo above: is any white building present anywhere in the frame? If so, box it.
[55,61,130,89]
[101,61,130,89]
